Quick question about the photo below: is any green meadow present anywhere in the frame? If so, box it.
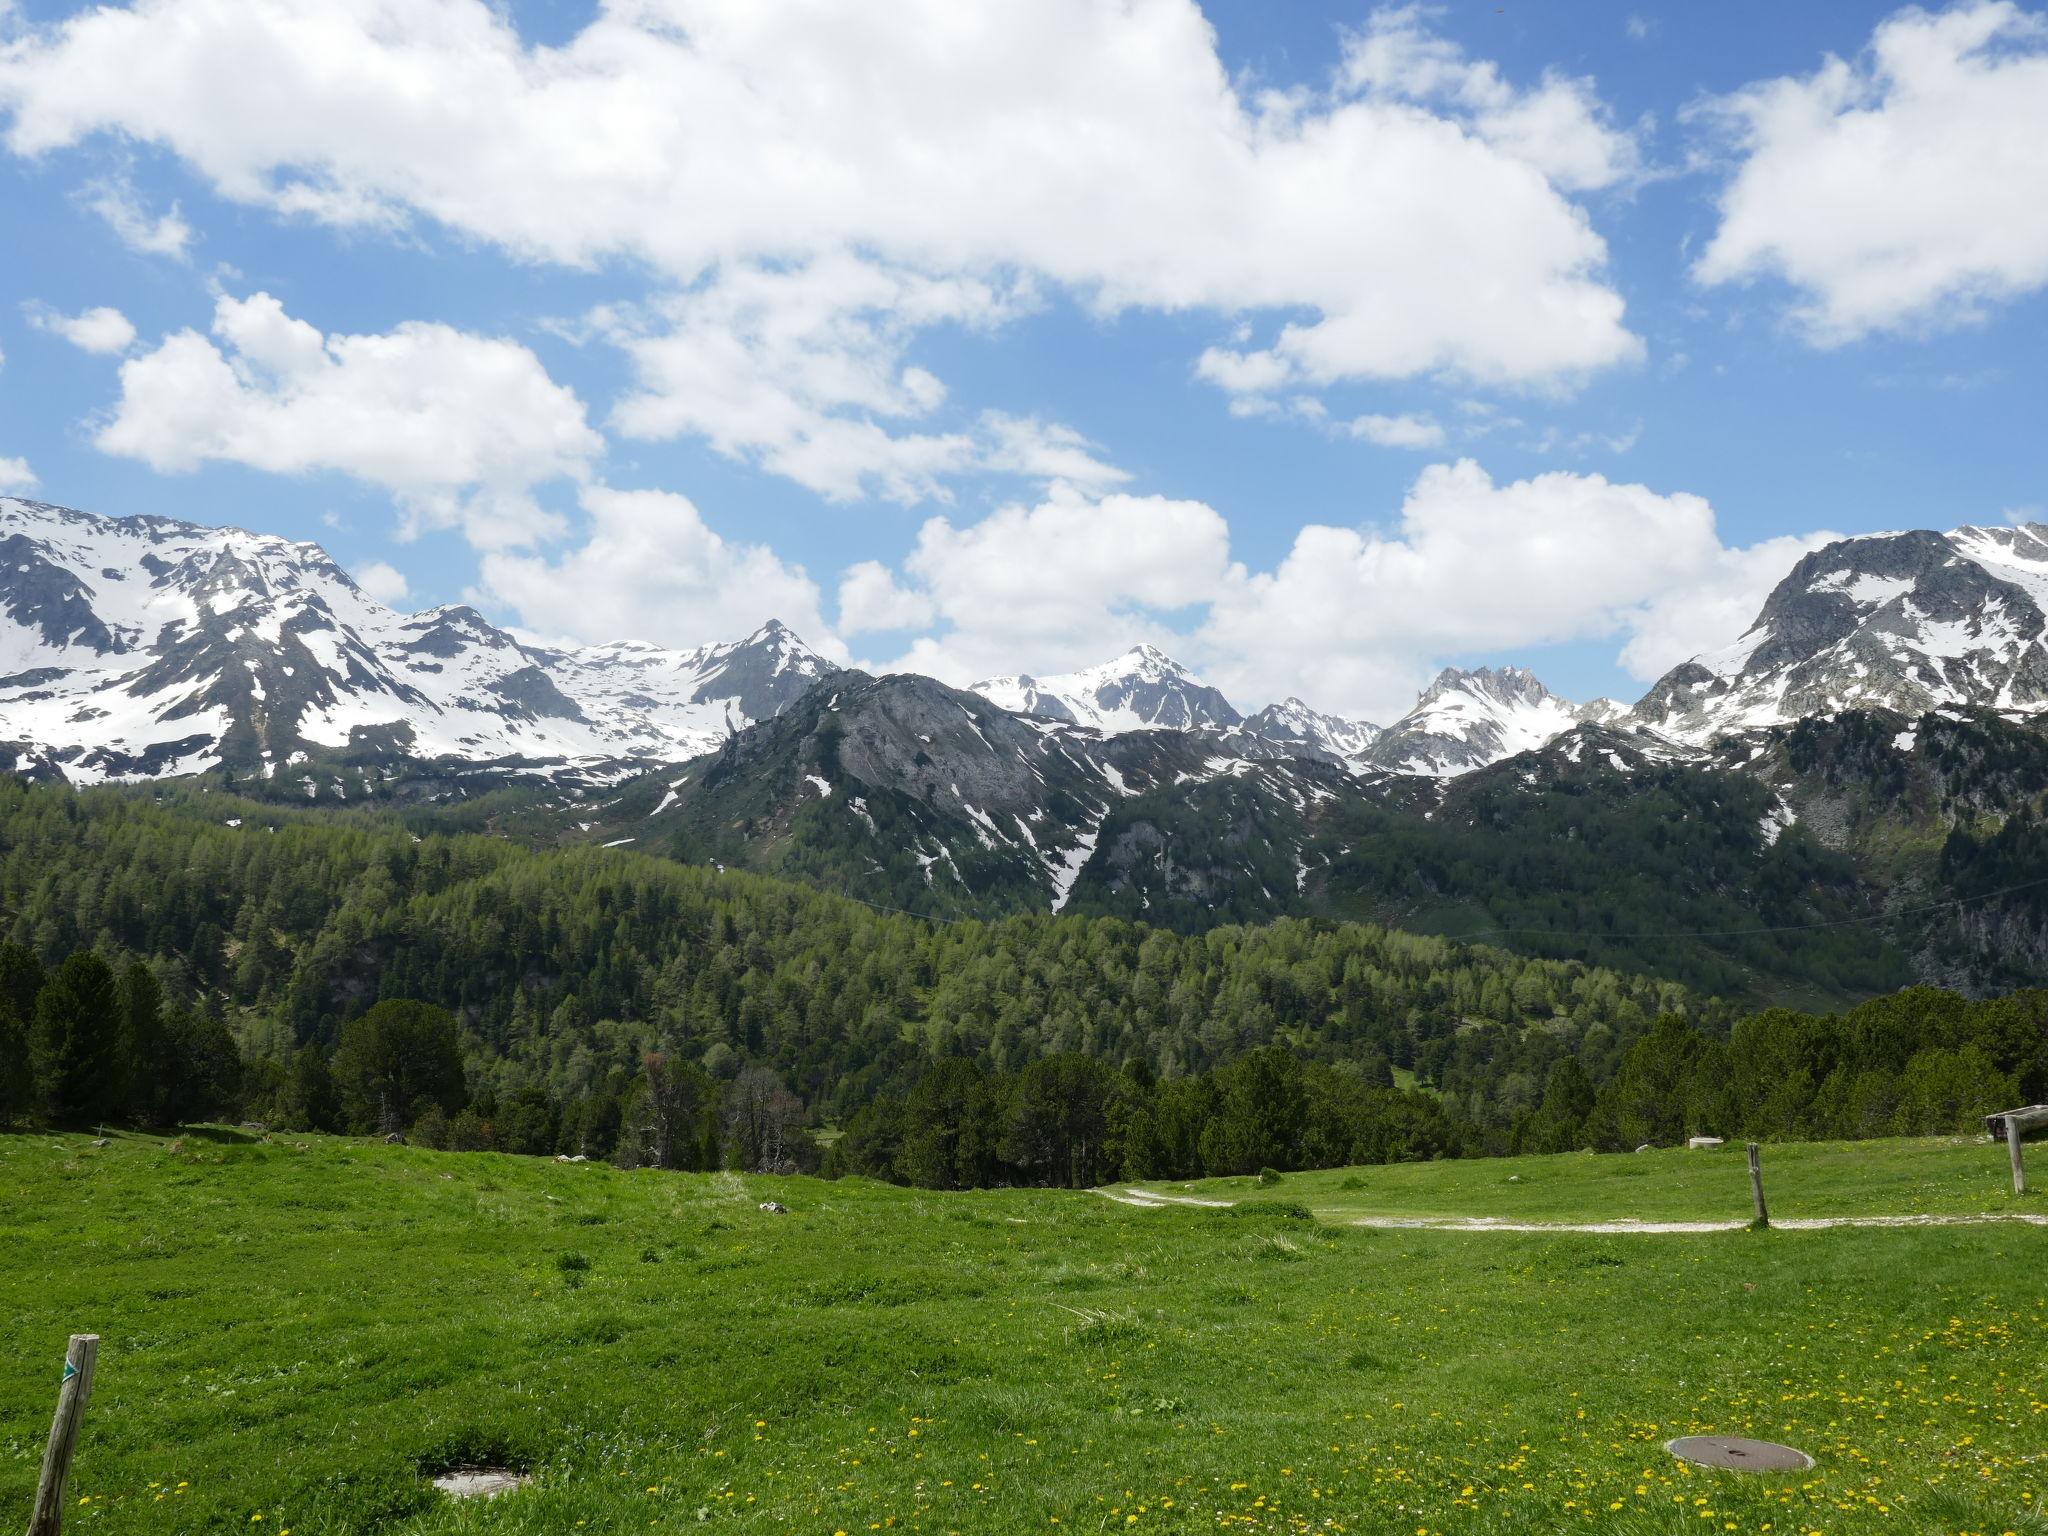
[2,1132,2042,1536]
[1120,1135,2040,1223]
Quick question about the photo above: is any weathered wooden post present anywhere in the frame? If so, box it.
[25,1334,98,1536]
[2009,1117,2028,1197]
[1746,1142,1769,1228]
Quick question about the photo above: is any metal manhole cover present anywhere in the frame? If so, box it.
[1666,1436,1813,1473]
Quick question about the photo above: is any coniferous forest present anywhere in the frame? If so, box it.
[0,778,2041,1184]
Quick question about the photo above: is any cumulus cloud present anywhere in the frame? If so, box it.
[873,483,1238,683]
[1693,1,2048,341]
[0,0,1641,488]
[1340,5,1646,192]
[476,485,831,654]
[27,302,136,354]
[599,256,1021,504]
[1198,460,1832,717]
[0,454,36,492]
[98,292,601,549]
[351,558,410,606]
[847,462,1828,721]
[837,560,937,636]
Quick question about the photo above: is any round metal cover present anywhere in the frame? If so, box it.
[1666,1436,1813,1473]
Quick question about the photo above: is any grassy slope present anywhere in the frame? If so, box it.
[0,1133,2040,1536]
[1123,1136,2041,1223]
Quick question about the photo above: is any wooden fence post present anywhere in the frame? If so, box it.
[2009,1118,2028,1197]
[1746,1142,1769,1228]
[25,1334,98,1536]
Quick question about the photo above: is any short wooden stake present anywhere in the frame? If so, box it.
[2009,1118,2027,1196]
[26,1334,98,1536]
[1747,1142,1769,1228]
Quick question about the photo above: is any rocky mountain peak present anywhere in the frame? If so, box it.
[1365,664,1580,777]
[1630,522,2048,744]
[972,644,1241,734]
[0,497,838,787]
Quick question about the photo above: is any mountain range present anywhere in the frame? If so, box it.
[7,494,2048,1003]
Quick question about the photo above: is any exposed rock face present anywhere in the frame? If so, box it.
[1229,697,1382,766]
[1632,523,2048,744]
[624,669,1337,914]
[1364,666,1582,775]
[973,644,1243,733]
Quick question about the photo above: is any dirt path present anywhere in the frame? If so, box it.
[1095,1187,1234,1208]
[1095,1188,2048,1232]
[1346,1212,2048,1233]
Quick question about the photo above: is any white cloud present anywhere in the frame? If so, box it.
[874,482,1237,683]
[0,454,36,492]
[844,460,1825,721]
[837,560,936,635]
[351,558,410,605]
[0,0,1641,486]
[27,302,136,354]
[476,485,831,655]
[1693,1,2048,342]
[76,172,191,258]
[1345,411,1445,449]
[600,256,1018,504]
[1198,460,1831,717]
[1194,346,1296,398]
[978,412,1128,491]
[1339,6,1646,193]
[98,292,601,549]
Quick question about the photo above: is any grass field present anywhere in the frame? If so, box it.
[1118,1136,2041,1224]
[2,1132,2042,1536]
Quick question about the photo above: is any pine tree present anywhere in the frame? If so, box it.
[117,961,168,1124]
[0,943,42,1125]
[30,952,123,1125]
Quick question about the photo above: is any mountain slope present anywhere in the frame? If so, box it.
[1632,522,2048,744]
[575,670,1351,921]
[1363,666,1583,775]
[972,644,1243,732]
[0,497,836,789]
[1227,697,1383,765]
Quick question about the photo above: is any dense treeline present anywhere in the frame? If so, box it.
[1,781,2040,1187]
[0,778,1700,1124]
[0,942,240,1128]
[776,987,2048,1190]
[1531,986,2048,1154]
[828,1048,1464,1188]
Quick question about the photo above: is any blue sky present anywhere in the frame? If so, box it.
[2,0,2044,721]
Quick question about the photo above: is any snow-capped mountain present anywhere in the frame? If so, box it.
[1573,697,1630,728]
[1363,666,1583,776]
[972,644,1243,733]
[0,498,836,787]
[1228,697,1382,766]
[1631,523,2048,745]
